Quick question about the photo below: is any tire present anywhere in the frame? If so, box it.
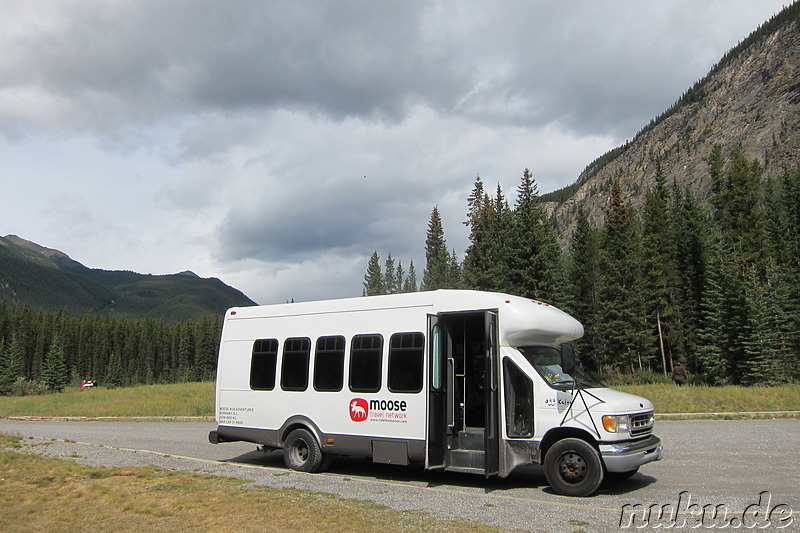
[543,438,604,497]
[283,428,324,473]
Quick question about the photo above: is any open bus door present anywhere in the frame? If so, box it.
[484,310,500,477]
[425,314,447,469]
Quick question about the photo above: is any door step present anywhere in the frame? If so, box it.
[447,429,485,471]
[451,429,483,450]
[448,448,485,470]
[445,465,485,475]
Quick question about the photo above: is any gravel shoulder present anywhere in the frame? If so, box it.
[1,419,798,532]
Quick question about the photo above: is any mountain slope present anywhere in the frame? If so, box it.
[0,235,256,320]
[0,236,115,313]
[544,3,800,241]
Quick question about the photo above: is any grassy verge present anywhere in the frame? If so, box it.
[0,435,499,533]
[0,382,215,418]
[1,382,799,419]
[616,383,800,415]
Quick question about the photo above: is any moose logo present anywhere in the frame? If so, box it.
[349,398,368,422]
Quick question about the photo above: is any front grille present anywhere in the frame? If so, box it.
[630,412,654,437]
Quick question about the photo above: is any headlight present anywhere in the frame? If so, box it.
[602,415,630,433]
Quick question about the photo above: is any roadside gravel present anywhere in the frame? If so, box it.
[2,419,799,532]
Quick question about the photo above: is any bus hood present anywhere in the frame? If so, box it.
[579,387,655,415]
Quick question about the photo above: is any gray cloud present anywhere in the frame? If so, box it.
[0,0,789,303]
[5,1,779,141]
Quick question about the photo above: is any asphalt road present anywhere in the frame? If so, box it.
[1,419,798,532]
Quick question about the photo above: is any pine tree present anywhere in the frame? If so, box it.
[716,145,767,268]
[41,333,69,392]
[106,350,124,388]
[448,248,462,288]
[565,207,601,369]
[195,315,219,381]
[695,250,727,384]
[664,185,710,374]
[741,263,792,385]
[383,253,398,294]
[422,206,457,290]
[363,251,385,296]
[595,179,645,373]
[462,179,514,292]
[177,321,195,382]
[395,261,405,294]
[761,169,800,381]
[462,175,497,290]
[0,334,23,394]
[489,184,514,292]
[640,162,674,374]
[508,168,561,301]
[699,247,752,384]
[403,261,418,293]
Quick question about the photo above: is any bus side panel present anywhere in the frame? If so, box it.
[215,306,431,447]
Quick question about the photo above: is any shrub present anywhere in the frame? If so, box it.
[10,377,50,397]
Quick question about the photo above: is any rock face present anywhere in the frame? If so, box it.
[546,5,800,243]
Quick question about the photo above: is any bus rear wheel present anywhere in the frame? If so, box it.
[283,428,325,473]
[543,438,604,497]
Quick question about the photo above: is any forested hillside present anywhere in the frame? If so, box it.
[0,236,254,394]
[0,235,255,321]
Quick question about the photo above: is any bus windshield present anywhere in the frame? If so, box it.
[517,345,603,390]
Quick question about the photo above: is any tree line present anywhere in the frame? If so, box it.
[0,304,221,395]
[364,144,800,385]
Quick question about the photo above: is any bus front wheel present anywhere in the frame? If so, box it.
[543,438,604,497]
[283,428,324,473]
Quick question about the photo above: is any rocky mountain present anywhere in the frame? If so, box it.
[543,3,800,242]
[0,234,256,321]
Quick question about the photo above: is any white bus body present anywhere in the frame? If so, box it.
[209,290,662,496]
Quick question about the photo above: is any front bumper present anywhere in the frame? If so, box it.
[599,435,663,472]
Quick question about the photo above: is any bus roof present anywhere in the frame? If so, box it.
[224,290,583,346]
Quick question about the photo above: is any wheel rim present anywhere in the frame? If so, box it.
[291,440,309,464]
[557,451,587,484]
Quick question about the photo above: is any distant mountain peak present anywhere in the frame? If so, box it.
[3,234,73,261]
[0,235,256,320]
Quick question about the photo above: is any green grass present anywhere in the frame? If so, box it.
[616,383,800,415]
[0,437,501,533]
[1,381,799,419]
[0,382,215,418]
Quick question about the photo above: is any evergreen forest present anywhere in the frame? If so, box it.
[363,145,800,386]
[2,145,798,394]
[0,304,221,395]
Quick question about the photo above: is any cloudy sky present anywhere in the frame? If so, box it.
[0,1,789,304]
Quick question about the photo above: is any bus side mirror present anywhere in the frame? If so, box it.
[561,343,576,376]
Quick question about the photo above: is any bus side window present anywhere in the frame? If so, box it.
[388,332,424,393]
[314,335,345,392]
[349,334,383,393]
[281,337,311,391]
[503,358,533,438]
[250,338,279,390]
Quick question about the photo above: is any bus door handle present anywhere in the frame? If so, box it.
[447,357,455,428]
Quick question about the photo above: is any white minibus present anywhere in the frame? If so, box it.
[209,289,662,496]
